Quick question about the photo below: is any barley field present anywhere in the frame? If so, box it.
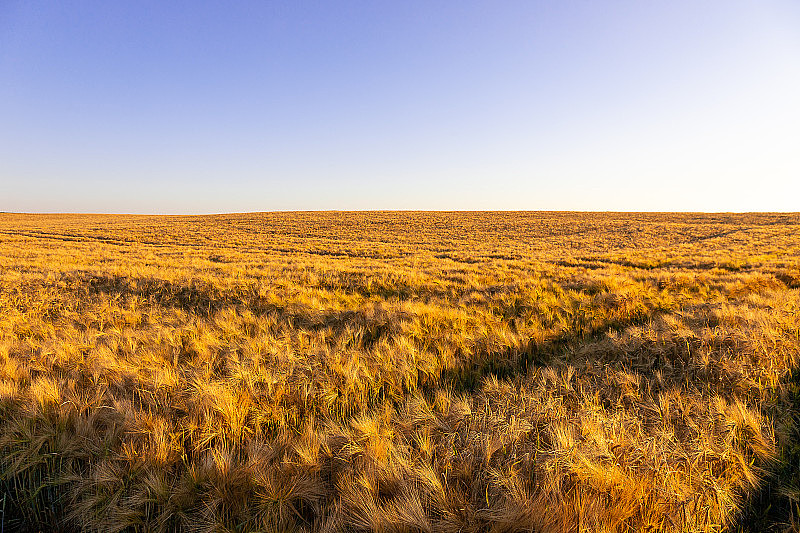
[1,211,799,532]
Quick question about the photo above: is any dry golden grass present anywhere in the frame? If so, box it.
[1,211,799,532]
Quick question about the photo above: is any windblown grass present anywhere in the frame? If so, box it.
[0,211,799,532]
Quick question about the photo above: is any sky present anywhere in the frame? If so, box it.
[1,1,799,213]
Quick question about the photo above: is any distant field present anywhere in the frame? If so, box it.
[1,211,799,532]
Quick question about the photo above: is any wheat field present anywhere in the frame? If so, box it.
[1,211,799,532]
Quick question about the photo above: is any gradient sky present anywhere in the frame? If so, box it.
[2,1,799,213]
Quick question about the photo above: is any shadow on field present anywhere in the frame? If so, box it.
[439,308,656,393]
[72,273,407,335]
[438,304,800,533]
[76,272,247,316]
[732,366,800,533]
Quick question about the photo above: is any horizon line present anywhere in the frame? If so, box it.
[2,209,799,216]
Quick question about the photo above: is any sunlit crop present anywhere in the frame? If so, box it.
[1,211,799,532]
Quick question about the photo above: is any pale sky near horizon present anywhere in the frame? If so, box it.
[1,1,799,213]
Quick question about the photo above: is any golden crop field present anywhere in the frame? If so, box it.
[1,211,799,532]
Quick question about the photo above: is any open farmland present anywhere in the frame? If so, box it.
[1,211,800,532]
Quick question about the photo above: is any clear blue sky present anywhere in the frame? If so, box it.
[2,1,799,213]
